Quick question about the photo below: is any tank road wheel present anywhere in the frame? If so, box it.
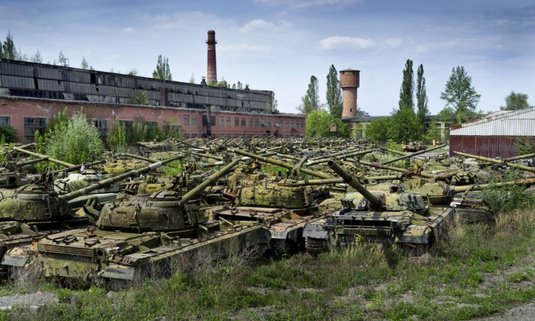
[269,239,299,257]
[304,237,330,254]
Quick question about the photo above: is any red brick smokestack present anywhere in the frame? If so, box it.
[206,30,217,84]
[339,69,360,118]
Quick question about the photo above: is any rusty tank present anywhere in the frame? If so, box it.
[302,161,455,254]
[0,155,183,276]
[30,158,271,289]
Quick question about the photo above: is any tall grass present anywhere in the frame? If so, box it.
[4,183,535,320]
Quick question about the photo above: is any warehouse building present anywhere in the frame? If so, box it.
[0,58,304,142]
[0,30,305,142]
[449,108,535,158]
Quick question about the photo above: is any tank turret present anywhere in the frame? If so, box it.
[0,155,183,223]
[96,158,241,231]
[302,161,454,253]
[32,157,271,288]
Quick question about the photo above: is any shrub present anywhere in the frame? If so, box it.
[0,126,17,143]
[45,113,104,164]
[107,123,127,152]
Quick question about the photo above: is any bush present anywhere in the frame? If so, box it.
[481,171,535,214]
[0,126,17,143]
[107,123,127,152]
[45,113,104,164]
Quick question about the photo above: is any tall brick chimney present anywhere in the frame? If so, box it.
[339,69,360,118]
[206,30,217,84]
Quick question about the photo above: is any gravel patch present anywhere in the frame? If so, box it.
[472,302,535,321]
[0,291,57,310]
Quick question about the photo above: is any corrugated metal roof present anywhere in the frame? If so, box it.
[450,108,535,136]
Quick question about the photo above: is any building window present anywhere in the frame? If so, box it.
[191,116,197,126]
[23,117,47,142]
[226,117,232,127]
[0,116,10,126]
[241,118,246,127]
[93,119,108,137]
[234,117,240,127]
[183,115,190,126]
[255,118,260,127]
[218,117,225,127]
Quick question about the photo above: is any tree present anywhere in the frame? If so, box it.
[365,117,391,144]
[152,55,172,80]
[305,110,350,138]
[107,122,127,152]
[299,75,320,115]
[399,59,414,110]
[57,51,69,66]
[326,65,343,118]
[2,31,17,59]
[501,92,529,111]
[81,57,90,69]
[127,69,138,76]
[0,126,17,143]
[30,50,43,63]
[44,113,104,164]
[440,66,481,124]
[388,107,422,143]
[128,90,149,105]
[416,64,429,129]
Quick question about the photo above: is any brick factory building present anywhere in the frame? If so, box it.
[0,58,304,142]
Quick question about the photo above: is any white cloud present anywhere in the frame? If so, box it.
[318,36,375,51]
[385,38,403,47]
[240,19,276,33]
[121,27,135,33]
[239,19,292,33]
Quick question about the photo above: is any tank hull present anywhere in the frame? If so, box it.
[31,223,270,288]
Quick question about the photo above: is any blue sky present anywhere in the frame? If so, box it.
[1,0,533,115]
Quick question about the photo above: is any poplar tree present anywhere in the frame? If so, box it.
[326,65,343,118]
[2,31,16,59]
[399,59,414,110]
[299,75,320,115]
[416,64,429,128]
[153,55,172,81]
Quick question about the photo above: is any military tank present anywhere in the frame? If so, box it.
[0,155,183,277]
[207,153,334,256]
[302,161,455,254]
[30,158,271,289]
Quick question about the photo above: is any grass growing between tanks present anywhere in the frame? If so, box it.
[3,207,535,320]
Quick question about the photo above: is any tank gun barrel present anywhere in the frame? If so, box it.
[328,160,383,211]
[190,151,224,161]
[48,159,106,176]
[15,156,49,167]
[12,146,75,167]
[179,158,241,204]
[359,160,436,179]
[306,149,376,166]
[116,153,156,163]
[382,144,446,165]
[232,148,332,179]
[505,152,535,162]
[58,155,183,201]
[453,151,535,173]
[452,177,535,193]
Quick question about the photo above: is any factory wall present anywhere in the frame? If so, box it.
[0,97,305,142]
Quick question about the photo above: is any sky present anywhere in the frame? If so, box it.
[0,0,534,115]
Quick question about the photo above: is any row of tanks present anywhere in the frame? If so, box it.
[0,139,534,289]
